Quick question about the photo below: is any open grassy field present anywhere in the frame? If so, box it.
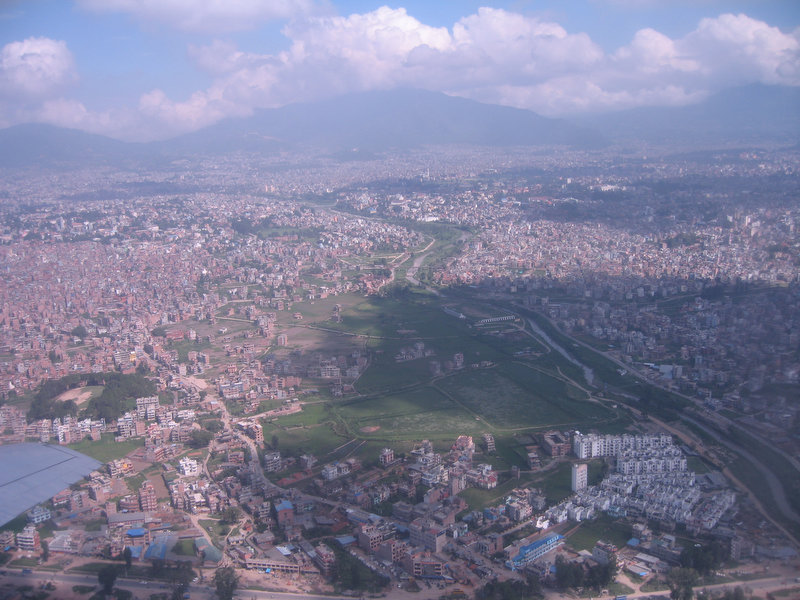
[334,386,483,441]
[566,515,632,551]
[435,363,611,431]
[68,433,144,463]
[270,423,348,458]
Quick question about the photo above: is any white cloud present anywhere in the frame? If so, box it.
[0,37,76,98]
[7,9,799,140]
[77,0,320,34]
[683,13,800,85]
[113,9,799,138]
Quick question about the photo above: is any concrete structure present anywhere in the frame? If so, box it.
[178,457,199,476]
[26,504,51,524]
[571,463,588,492]
[16,525,40,553]
[573,433,672,459]
[505,534,564,570]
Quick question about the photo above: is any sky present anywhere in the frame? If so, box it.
[1,0,798,142]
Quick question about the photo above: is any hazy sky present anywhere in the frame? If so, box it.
[1,0,798,141]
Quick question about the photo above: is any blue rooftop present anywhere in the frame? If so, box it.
[126,528,146,537]
[144,535,171,561]
[194,537,222,563]
[335,535,356,546]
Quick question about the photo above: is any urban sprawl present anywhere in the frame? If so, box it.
[0,145,798,599]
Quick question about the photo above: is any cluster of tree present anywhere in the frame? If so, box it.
[70,324,88,339]
[476,575,542,600]
[667,567,699,600]
[27,372,156,423]
[214,566,238,600]
[97,564,119,596]
[219,506,240,525]
[326,539,389,593]
[554,555,617,591]
[697,587,752,600]
[637,384,689,422]
[188,429,213,448]
[146,558,198,599]
[82,372,156,421]
[27,374,87,421]
[202,418,224,433]
[679,540,729,576]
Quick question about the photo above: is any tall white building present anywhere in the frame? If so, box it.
[178,456,199,476]
[573,433,672,459]
[571,463,588,492]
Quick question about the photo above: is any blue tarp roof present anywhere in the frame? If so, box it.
[194,537,222,563]
[127,528,146,537]
[335,535,356,546]
[144,535,171,561]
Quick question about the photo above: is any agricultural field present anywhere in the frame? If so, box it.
[435,364,609,431]
[566,515,633,551]
[334,386,484,441]
[268,290,631,457]
[68,433,144,463]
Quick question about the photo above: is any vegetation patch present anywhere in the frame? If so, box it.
[69,433,144,463]
[566,515,632,551]
[336,386,482,440]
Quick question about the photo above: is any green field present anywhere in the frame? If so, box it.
[436,363,610,430]
[68,433,144,463]
[566,515,632,551]
[335,386,483,440]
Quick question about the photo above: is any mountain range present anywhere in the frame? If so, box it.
[0,84,798,167]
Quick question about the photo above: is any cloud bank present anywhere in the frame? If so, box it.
[6,7,799,140]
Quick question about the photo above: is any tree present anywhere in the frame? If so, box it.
[71,325,88,339]
[667,567,699,600]
[214,566,238,600]
[122,546,132,571]
[150,557,165,577]
[220,506,240,524]
[169,560,194,600]
[40,540,49,562]
[189,429,213,448]
[476,577,542,599]
[555,555,585,590]
[680,541,729,576]
[98,564,119,596]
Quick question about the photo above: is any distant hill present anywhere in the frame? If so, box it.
[576,84,800,147]
[1,85,798,167]
[0,123,148,167]
[160,88,606,155]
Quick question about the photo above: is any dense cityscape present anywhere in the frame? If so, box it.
[0,143,798,600]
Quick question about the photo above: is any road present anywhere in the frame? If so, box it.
[0,567,343,600]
